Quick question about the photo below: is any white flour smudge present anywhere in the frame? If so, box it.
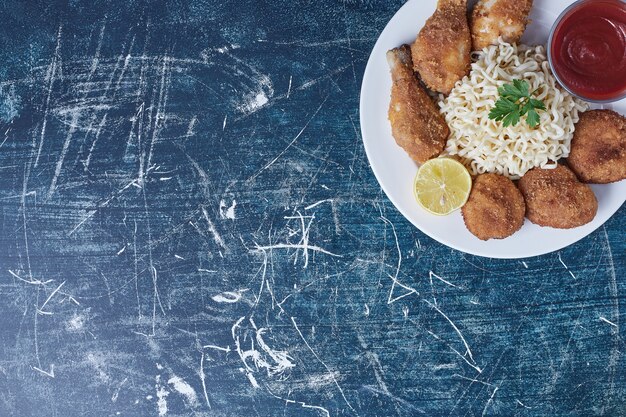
[238,91,268,114]
[232,317,295,387]
[155,375,169,416]
[219,199,237,220]
[211,289,247,303]
[167,375,199,407]
[86,352,111,383]
[67,314,86,331]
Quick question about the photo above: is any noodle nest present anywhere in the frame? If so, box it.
[439,40,587,179]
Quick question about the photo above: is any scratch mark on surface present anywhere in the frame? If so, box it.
[185,116,197,138]
[88,21,107,79]
[357,333,407,414]
[430,271,458,288]
[83,113,108,171]
[291,317,358,415]
[381,216,418,304]
[67,178,138,236]
[111,377,128,402]
[452,374,495,387]
[147,55,171,170]
[287,75,292,98]
[362,385,426,414]
[305,199,332,210]
[35,24,62,168]
[202,207,227,256]
[429,272,438,307]
[601,226,619,413]
[265,385,330,417]
[295,65,351,91]
[47,112,78,199]
[37,281,66,315]
[481,387,499,416]
[557,253,576,279]
[203,344,231,353]
[423,299,481,372]
[247,95,329,182]
[114,37,135,92]
[254,243,340,259]
[8,270,52,286]
[199,352,211,409]
[253,212,341,268]
[68,210,97,236]
[133,220,141,319]
[150,266,165,336]
[599,317,618,328]
[32,365,55,378]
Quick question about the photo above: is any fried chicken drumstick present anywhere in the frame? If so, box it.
[411,0,471,94]
[471,0,534,50]
[387,45,449,164]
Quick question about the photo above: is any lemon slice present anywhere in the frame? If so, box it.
[414,158,472,216]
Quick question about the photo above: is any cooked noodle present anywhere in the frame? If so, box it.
[439,40,587,179]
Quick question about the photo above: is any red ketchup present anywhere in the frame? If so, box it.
[550,0,626,102]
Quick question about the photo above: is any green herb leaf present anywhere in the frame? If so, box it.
[489,79,546,128]
[489,97,518,120]
[498,83,519,99]
[520,100,533,116]
[526,109,540,128]
[502,109,520,127]
[513,79,529,97]
[529,98,546,110]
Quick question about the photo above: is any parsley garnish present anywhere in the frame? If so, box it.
[488,80,546,128]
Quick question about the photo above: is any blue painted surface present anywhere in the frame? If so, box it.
[0,1,624,416]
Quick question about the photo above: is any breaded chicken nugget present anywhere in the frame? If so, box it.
[518,165,598,229]
[411,0,471,94]
[387,45,449,164]
[471,0,534,51]
[462,173,525,240]
[568,110,626,184]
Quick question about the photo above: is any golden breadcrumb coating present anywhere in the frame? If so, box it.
[471,0,533,51]
[568,110,626,184]
[462,173,525,240]
[411,0,471,94]
[518,165,598,229]
[387,45,449,164]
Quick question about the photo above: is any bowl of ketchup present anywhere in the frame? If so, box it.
[548,0,626,103]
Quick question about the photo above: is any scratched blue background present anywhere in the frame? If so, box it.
[0,1,624,416]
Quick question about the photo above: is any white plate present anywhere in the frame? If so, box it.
[360,0,626,259]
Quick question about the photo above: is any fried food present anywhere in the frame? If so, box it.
[567,110,626,184]
[387,45,449,164]
[518,165,598,229]
[461,173,525,240]
[411,0,471,94]
[471,0,534,51]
